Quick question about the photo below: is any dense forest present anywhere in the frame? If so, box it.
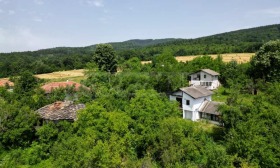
[0,24,280,78]
[0,39,280,167]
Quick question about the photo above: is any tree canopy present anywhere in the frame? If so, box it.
[93,44,117,73]
[250,40,280,82]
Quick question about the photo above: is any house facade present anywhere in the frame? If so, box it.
[170,85,221,125]
[189,69,220,90]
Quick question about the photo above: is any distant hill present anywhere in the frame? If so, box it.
[139,24,280,57]
[86,38,179,51]
[170,24,280,45]
[0,24,279,77]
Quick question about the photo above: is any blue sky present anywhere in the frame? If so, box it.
[0,0,279,52]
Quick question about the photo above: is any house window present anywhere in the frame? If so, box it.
[203,82,212,86]
[204,75,206,78]
[200,112,221,122]
[186,100,190,105]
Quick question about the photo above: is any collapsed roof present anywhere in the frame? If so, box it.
[36,101,85,121]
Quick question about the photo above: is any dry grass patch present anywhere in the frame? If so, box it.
[176,53,254,63]
[141,53,255,64]
[35,69,85,80]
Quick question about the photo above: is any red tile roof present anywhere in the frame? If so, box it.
[41,81,87,93]
[0,79,14,87]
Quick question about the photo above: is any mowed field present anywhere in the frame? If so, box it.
[141,53,255,64]
[35,69,86,82]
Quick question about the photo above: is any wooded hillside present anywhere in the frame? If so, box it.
[0,24,279,78]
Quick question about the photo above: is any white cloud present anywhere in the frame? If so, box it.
[34,0,44,5]
[8,10,15,15]
[84,0,104,7]
[0,27,62,52]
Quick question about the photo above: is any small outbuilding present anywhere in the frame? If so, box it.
[36,101,85,122]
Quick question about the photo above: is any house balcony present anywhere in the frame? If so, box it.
[190,80,213,86]
[189,80,200,86]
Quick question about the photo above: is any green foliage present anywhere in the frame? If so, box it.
[119,57,142,72]
[2,34,280,167]
[151,50,188,93]
[14,71,39,95]
[219,60,249,87]
[0,99,38,149]
[265,82,280,105]
[93,44,117,73]
[250,40,280,82]
[221,95,280,167]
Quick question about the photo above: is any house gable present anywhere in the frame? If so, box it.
[189,69,220,90]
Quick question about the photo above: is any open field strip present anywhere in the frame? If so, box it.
[141,53,255,64]
[34,69,85,79]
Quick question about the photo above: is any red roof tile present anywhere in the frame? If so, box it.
[0,79,14,87]
[41,81,88,93]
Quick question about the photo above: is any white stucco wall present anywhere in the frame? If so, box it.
[170,89,214,122]
[182,92,211,121]
[169,95,177,101]
[200,72,213,82]
[190,71,220,90]
[169,91,182,101]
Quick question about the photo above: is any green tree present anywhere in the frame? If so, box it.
[221,95,280,167]
[0,99,38,149]
[93,44,117,73]
[119,57,142,72]
[250,40,280,82]
[14,71,38,94]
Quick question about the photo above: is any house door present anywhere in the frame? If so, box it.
[176,97,182,108]
[184,110,192,120]
[197,74,200,80]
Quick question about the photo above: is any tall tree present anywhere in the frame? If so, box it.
[93,44,117,73]
[250,40,280,82]
[14,71,38,94]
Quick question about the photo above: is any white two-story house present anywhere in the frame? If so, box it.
[170,85,222,125]
[189,69,220,90]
